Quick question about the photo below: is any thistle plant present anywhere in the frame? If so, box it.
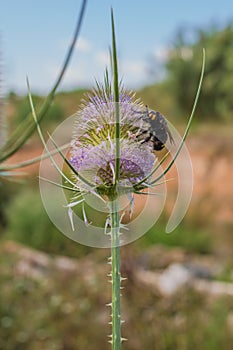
[69,77,156,348]
[28,8,205,349]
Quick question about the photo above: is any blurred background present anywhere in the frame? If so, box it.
[0,1,233,349]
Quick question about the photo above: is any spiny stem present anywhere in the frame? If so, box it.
[110,198,121,350]
[110,9,124,349]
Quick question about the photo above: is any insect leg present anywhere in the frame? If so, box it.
[136,130,149,138]
[140,133,153,144]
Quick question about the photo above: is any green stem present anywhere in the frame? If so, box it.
[110,198,121,350]
[111,9,120,183]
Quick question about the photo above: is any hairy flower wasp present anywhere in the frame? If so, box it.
[136,106,174,151]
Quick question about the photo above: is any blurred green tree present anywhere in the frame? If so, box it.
[11,95,65,125]
[166,23,233,122]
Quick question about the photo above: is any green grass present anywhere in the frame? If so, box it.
[3,186,92,258]
[138,219,212,254]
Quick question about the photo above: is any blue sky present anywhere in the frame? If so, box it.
[1,0,233,94]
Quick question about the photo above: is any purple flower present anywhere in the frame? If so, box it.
[70,86,156,195]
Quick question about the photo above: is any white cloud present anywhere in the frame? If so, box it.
[18,54,149,94]
[153,47,171,62]
[58,36,92,54]
[95,53,147,80]
[119,59,147,87]
[76,37,92,53]
[95,50,110,66]
[121,59,146,75]
[43,59,93,91]
[95,56,148,88]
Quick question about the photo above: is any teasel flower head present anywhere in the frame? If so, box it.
[69,79,156,200]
